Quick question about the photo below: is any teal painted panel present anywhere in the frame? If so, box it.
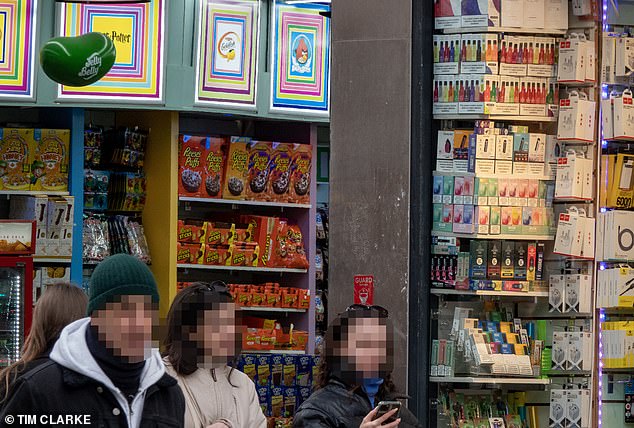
[1,0,328,124]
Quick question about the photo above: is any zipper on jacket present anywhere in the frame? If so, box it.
[211,368,217,382]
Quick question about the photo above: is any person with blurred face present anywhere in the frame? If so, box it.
[0,254,185,427]
[293,305,422,428]
[163,281,266,428]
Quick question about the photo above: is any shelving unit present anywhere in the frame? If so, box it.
[434,114,558,122]
[440,27,567,36]
[240,307,307,313]
[242,349,305,355]
[429,376,551,385]
[431,231,555,241]
[177,264,308,274]
[430,288,549,298]
[179,197,312,210]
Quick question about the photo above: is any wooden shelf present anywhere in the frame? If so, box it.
[178,264,308,274]
[434,114,557,122]
[430,288,549,298]
[179,197,311,209]
[0,191,70,196]
[432,231,555,241]
[240,307,307,313]
[441,26,567,36]
[429,376,550,385]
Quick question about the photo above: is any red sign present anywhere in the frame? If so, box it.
[354,275,374,305]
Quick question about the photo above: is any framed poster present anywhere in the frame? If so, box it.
[0,0,37,100]
[270,1,330,117]
[58,0,165,102]
[195,0,259,108]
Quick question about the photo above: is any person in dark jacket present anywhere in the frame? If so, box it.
[0,254,185,427]
[0,282,87,404]
[293,305,422,428]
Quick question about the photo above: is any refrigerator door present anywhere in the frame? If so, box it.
[0,260,33,367]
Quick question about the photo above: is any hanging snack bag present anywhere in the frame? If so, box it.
[223,137,250,200]
[203,137,227,198]
[84,128,103,168]
[272,221,309,269]
[246,141,272,201]
[269,143,293,202]
[32,129,70,192]
[0,128,34,191]
[178,135,206,198]
[290,144,312,204]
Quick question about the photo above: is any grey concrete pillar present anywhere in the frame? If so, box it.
[329,0,412,392]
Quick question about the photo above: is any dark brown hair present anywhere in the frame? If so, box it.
[0,283,87,402]
[163,281,238,383]
[316,309,396,400]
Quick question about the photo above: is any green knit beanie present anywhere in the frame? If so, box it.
[87,253,159,315]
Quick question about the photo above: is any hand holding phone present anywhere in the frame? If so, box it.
[360,401,401,427]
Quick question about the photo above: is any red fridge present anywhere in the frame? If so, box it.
[0,221,35,367]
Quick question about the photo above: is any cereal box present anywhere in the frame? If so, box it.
[269,143,293,202]
[202,137,227,198]
[222,137,250,200]
[289,144,312,204]
[0,128,34,191]
[178,135,206,198]
[246,141,272,201]
[31,129,70,192]
[257,354,272,387]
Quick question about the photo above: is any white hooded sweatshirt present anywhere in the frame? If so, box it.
[50,317,167,428]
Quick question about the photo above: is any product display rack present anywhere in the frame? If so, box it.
[430,2,603,426]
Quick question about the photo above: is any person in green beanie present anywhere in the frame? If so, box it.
[0,254,185,428]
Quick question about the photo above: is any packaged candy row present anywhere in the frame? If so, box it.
[82,214,151,265]
[241,317,308,352]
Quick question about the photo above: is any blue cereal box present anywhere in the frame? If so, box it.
[270,386,284,418]
[283,355,297,387]
[271,354,284,386]
[298,387,312,407]
[283,386,297,418]
[238,354,257,384]
[257,385,270,417]
[296,355,312,387]
[256,354,271,387]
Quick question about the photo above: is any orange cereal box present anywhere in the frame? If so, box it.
[222,137,250,200]
[179,135,207,198]
[202,137,227,198]
[268,143,293,202]
[246,141,272,201]
[289,144,312,204]
[0,128,34,191]
[31,129,70,192]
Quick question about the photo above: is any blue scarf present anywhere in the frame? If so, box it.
[361,377,384,407]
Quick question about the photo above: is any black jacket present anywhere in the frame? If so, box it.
[293,379,422,428]
[0,360,185,428]
[0,354,49,405]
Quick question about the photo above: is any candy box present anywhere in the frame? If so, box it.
[177,243,204,264]
[283,355,297,387]
[257,354,272,387]
[239,354,258,383]
[269,143,293,202]
[204,222,235,246]
[289,144,312,205]
[32,129,70,192]
[247,141,272,201]
[178,135,206,198]
[202,137,227,198]
[271,354,284,386]
[244,216,279,267]
[298,387,311,407]
[177,220,206,243]
[283,386,297,418]
[296,355,312,387]
[270,386,284,418]
[257,386,270,417]
[0,128,34,191]
[223,137,251,200]
[297,289,310,309]
[203,245,232,266]
[230,242,260,267]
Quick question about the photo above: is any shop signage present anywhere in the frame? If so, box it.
[270,1,330,116]
[354,275,374,305]
[57,0,165,102]
[0,0,37,100]
[195,0,260,109]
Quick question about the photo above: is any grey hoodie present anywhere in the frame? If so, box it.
[50,317,167,428]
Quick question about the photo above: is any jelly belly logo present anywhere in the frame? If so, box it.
[78,53,102,81]
[218,32,240,61]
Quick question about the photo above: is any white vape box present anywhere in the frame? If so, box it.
[476,134,496,159]
[435,0,462,29]
[434,35,461,75]
[524,0,545,28]
[557,91,596,142]
[545,0,568,30]
[476,159,496,175]
[613,89,634,140]
[551,332,567,370]
[495,160,513,175]
[495,135,513,160]
[461,0,500,28]
[529,133,546,163]
[501,0,523,27]
[557,34,587,83]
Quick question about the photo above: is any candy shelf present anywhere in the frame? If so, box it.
[240,307,307,313]
[0,191,70,197]
[179,197,312,210]
[242,349,305,355]
[178,264,308,274]
[433,114,558,122]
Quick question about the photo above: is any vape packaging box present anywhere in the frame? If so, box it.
[557,34,587,83]
[514,242,528,280]
[463,176,475,205]
[470,239,488,279]
[433,176,444,203]
[501,0,523,27]
[545,0,568,30]
[529,133,546,163]
[476,159,496,175]
[551,332,567,371]
[501,241,515,279]
[474,177,488,205]
[454,176,465,205]
[436,131,455,172]
[435,0,462,29]
[490,206,501,234]
[523,0,545,28]
[495,134,514,160]
[459,34,499,75]
[477,205,491,234]
[549,389,567,428]
[513,133,530,163]
[549,274,565,313]
[443,176,455,203]
[526,243,537,281]
[433,35,461,75]
[476,134,496,159]
[431,340,439,376]
[461,0,500,28]
[557,91,596,142]
[527,37,558,78]
[613,89,634,140]
[495,160,514,175]
[536,243,545,280]
[433,76,460,115]
[487,178,499,206]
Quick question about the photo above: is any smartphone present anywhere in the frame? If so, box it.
[374,400,402,424]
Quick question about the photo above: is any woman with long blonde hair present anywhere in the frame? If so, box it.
[0,282,87,403]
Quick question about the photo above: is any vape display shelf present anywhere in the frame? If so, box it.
[434,114,558,122]
[432,230,555,241]
[429,376,550,385]
[430,288,549,298]
[440,27,567,36]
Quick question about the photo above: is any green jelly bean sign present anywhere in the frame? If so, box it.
[40,32,116,87]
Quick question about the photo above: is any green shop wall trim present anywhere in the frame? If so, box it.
[2,0,328,124]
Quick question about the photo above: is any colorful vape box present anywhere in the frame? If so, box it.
[488,240,502,279]
[470,240,488,279]
[501,241,515,279]
[514,242,528,280]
